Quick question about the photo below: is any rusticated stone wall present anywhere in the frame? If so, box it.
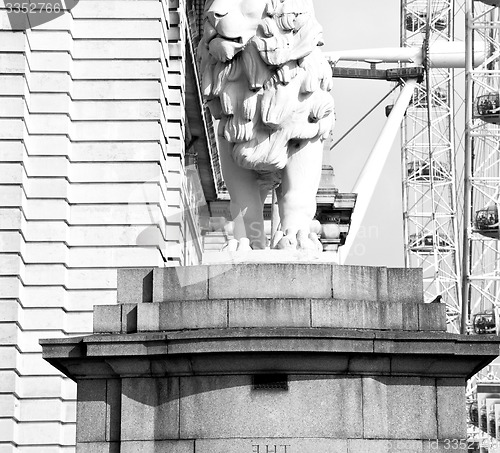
[0,1,205,451]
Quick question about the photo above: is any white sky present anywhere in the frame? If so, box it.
[313,0,405,266]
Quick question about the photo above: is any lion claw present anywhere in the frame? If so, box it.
[222,237,252,252]
[274,229,322,252]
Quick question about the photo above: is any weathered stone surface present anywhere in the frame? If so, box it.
[153,267,208,302]
[159,300,227,330]
[332,265,378,301]
[436,378,466,439]
[179,375,362,439]
[185,353,351,375]
[348,439,424,453]
[348,356,391,374]
[377,267,389,301]
[120,440,194,453]
[373,332,456,355]
[419,303,447,331]
[106,379,121,442]
[76,442,120,453]
[137,303,160,332]
[195,438,347,453]
[311,299,419,331]
[312,299,378,329]
[42,263,500,453]
[121,377,179,441]
[166,329,376,356]
[390,357,473,377]
[117,268,153,303]
[401,302,420,330]
[228,299,310,328]
[387,267,423,303]
[208,264,332,299]
[93,305,121,334]
[77,379,107,442]
[362,376,437,439]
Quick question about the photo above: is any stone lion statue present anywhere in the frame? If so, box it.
[198,0,335,251]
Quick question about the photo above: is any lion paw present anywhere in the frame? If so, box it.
[222,237,253,252]
[273,229,322,252]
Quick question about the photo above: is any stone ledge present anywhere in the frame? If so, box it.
[93,297,445,334]
[116,264,424,304]
[40,329,500,380]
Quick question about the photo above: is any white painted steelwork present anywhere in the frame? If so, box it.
[462,0,500,334]
[401,0,463,332]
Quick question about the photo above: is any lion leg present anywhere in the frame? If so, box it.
[276,138,323,251]
[219,138,267,250]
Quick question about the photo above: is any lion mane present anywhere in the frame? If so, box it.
[198,0,335,188]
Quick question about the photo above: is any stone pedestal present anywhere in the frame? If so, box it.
[41,264,500,453]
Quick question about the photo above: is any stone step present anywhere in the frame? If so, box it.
[93,296,446,334]
[96,263,442,334]
[117,263,424,305]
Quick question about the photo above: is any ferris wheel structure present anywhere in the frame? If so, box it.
[462,0,500,334]
[401,0,463,333]
[327,0,500,335]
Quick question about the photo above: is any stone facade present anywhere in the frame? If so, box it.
[42,264,500,453]
[0,1,209,451]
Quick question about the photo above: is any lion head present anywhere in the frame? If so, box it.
[198,0,335,187]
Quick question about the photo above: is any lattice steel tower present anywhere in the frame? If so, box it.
[462,0,500,333]
[401,0,463,332]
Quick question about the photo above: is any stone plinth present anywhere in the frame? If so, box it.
[41,264,500,453]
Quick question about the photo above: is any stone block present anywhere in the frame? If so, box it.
[419,303,447,331]
[72,20,161,39]
[311,299,419,331]
[121,304,138,334]
[196,439,347,453]
[332,266,378,301]
[362,376,437,439]
[73,60,160,80]
[93,305,122,334]
[387,267,423,303]
[402,302,420,330]
[106,379,121,442]
[377,267,389,301]
[436,378,466,439]
[121,377,179,441]
[312,299,379,329]
[153,266,208,302]
[76,379,107,442]
[73,80,160,101]
[72,1,160,19]
[158,300,227,330]
[228,299,311,328]
[76,442,120,453]
[180,375,362,439]
[120,440,194,453]
[208,264,332,300]
[137,304,160,332]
